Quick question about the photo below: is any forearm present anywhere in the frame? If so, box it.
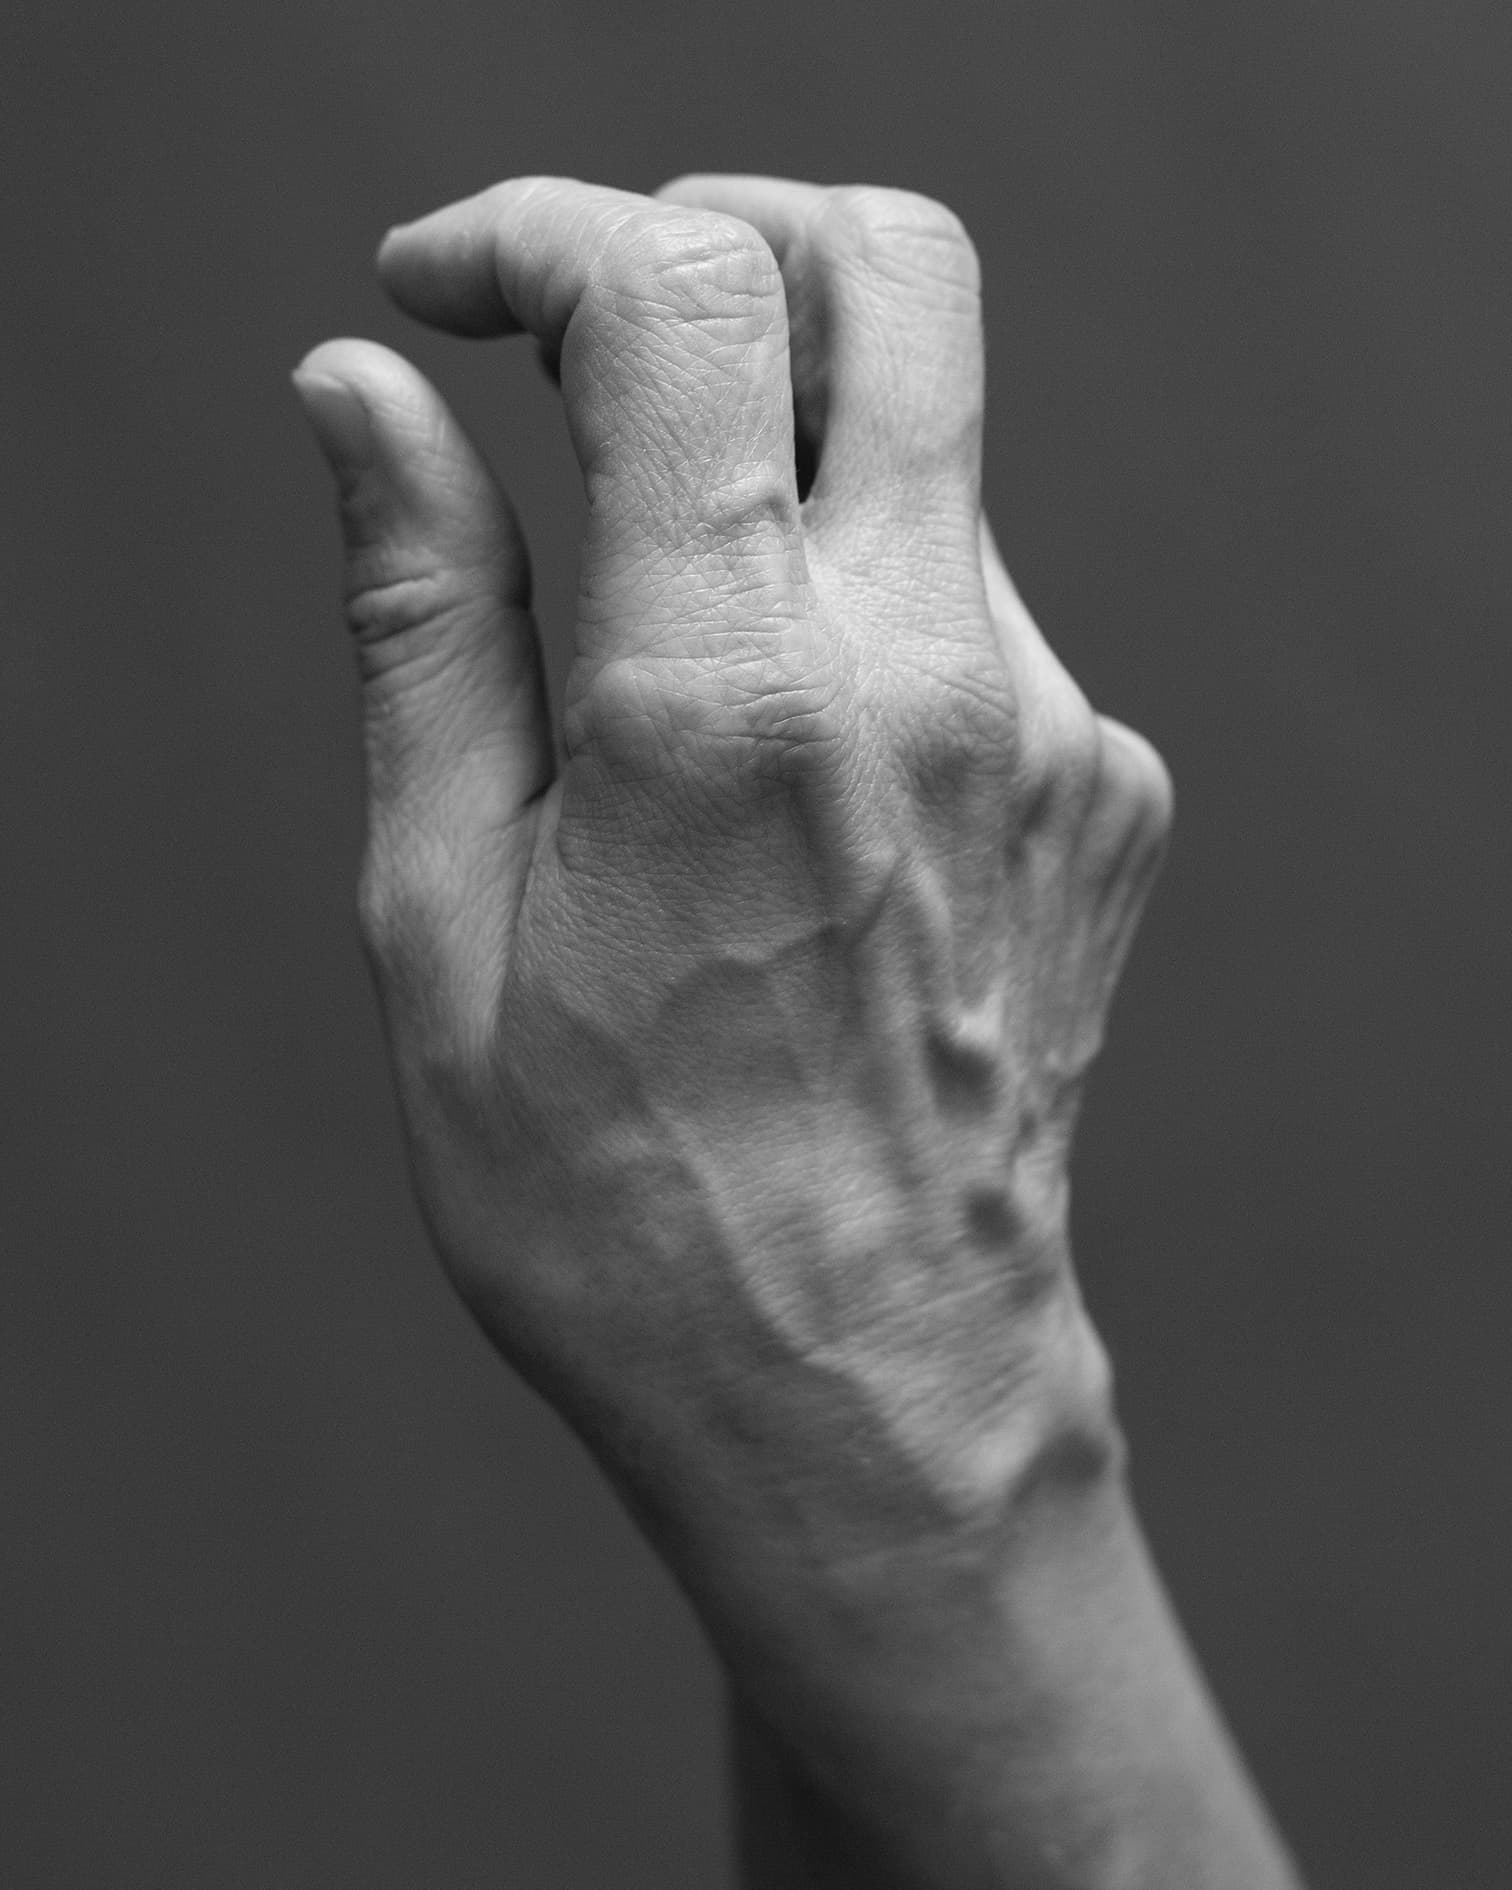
[299,169,1296,1890]
[694,1321,1299,1890]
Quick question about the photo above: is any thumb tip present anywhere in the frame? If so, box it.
[291,358,374,483]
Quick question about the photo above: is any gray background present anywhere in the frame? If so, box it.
[4,3,1510,1884]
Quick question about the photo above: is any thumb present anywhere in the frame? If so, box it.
[293,339,552,1018]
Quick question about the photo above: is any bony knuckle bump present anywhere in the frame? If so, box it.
[343,560,480,653]
[574,656,843,785]
[357,824,469,959]
[821,185,980,292]
[1016,696,1102,822]
[691,467,802,543]
[895,662,1019,792]
[564,660,669,781]
[605,209,781,322]
[725,678,847,763]
[1097,723,1175,843]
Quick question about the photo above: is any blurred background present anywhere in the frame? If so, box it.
[4,3,1510,1883]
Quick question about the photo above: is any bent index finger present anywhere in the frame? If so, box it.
[378,179,806,659]
[379,177,646,338]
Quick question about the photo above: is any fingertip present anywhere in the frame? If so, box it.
[373,223,409,285]
[294,338,529,601]
[374,213,472,332]
[292,340,443,463]
[292,363,373,490]
[295,335,418,397]
[375,208,518,338]
[293,339,430,486]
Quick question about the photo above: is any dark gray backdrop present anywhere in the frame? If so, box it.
[4,4,1510,1884]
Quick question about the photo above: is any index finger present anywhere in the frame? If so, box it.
[378,178,808,669]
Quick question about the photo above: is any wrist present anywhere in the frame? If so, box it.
[713,1413,1143,1890]
[616,1253,1130,1694]
[701,1293,1297,1890]
[600,1231,1124,1601]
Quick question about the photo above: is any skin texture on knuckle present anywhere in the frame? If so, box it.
[687,469,803,549]
[591,206,785,339]
[884,646,1022,814]
[818,185,982,305]
[563,209,798,543]
[566,648,850,796]
[337,471,522,651]
[344,577,512,713]
[583,461,803,569]
[344,566,460,654]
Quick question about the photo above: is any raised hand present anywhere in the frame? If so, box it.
[295,175,1293,1890]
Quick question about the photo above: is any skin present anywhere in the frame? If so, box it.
[293,173,1301,1890]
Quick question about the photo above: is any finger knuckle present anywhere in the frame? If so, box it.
[1014,683,1103,827]
[356,826,495,1082]
[819,186,981,297]
[342,555,496,678]
[563,657,668,785]
[345,567,449,646]
[570,654,846,792]
[1095,719,1175,848]
[600,207,783,328]
[693,465,802,542]
[890,650,1020,801]
[356,822,459,960]
[357,850,497,1089]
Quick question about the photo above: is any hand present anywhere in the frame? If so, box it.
[295,173,1168,1509]
[296,177,1290,1890]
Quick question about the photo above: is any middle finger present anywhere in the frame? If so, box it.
[657,175,985,566]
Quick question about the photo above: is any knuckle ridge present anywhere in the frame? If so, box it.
[599,208,782,320]
[345,569,453,646]
[1014,688,1102,824]
[821,186,980,293]
[1104,721,1176,839]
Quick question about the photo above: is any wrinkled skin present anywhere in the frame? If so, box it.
[299,178,1169,1530]
[295,178,1296,1890]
